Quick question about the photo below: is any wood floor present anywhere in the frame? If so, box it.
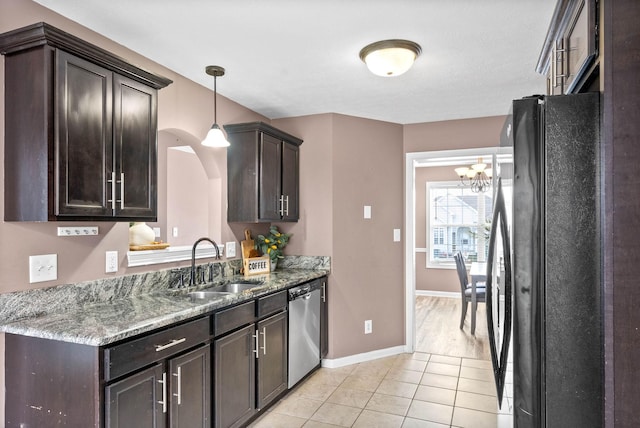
[415,295,491,361]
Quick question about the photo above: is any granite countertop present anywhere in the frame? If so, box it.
[1,269,328,347]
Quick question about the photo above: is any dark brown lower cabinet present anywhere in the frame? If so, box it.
[214,325,256,428]
[256,312,288,409]
[169,346,211,427]
[214,299,288,428]
[106,344,212,428]
[105,345,211,428]
[106,362,166,428]
[5,316,211,428]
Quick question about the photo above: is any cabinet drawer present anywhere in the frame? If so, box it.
[257,290,287,318]
[214,301,256,337]
[104,316,210,381]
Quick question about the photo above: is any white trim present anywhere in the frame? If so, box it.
[415,290,459,298]
[405,154,416,353]
[415,247,427,253]
[321,346,407,368]
[127,244,220,267]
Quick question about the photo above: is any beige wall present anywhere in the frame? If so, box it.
[274,114,405,359]
[331,114,405,357]
[415,166,461,293]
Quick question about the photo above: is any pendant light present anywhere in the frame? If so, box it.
[201,65,230,147]
[359,39,422,77]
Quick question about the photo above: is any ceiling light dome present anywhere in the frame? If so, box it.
[359,39,422,77]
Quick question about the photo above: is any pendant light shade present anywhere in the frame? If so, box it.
[359,39,422,77]
[202,123,229,148]
[202,65,230,148]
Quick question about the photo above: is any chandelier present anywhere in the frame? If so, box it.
[454,158,492,193]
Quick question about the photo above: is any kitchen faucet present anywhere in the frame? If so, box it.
[190,237,221,286]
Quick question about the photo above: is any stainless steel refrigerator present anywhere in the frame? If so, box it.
[490,93,602,428]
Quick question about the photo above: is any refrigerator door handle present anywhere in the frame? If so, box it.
[486,177,513,408]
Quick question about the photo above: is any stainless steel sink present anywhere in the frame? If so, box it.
[188,290,233,301]
[184,279,263,301]
[212,282,261,293]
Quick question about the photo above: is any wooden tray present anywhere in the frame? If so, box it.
[129,243,170,251]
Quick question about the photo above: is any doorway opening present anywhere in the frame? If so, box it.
[404,147,512,353]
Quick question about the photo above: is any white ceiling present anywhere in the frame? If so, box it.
[34,0,556,125]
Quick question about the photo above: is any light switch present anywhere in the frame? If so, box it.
[226,242,236,258]
[29,254,58,283]
[172,227,179,238]
[364,205,372,219]
[153,227,161,239]
[106,251,118,273]
[393,229,401,242]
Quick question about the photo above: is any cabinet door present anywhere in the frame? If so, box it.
[56,50,113,217]
[257,311,288,409]
[281,141,300,221]
[259,133,283,221]
[114,74,158,219]
[214,325,256,428]
[320,278,329,359]
[169,345,211,428]
[105,362,166,428]
[564,0,597,93]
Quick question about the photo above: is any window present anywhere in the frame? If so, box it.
[427,181,492,266]
[433,227,444,245]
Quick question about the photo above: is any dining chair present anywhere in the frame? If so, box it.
[454,252,486,334]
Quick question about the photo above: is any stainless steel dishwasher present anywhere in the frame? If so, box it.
[288,281,321,388]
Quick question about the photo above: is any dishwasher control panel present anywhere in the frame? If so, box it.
[288,280,322,300]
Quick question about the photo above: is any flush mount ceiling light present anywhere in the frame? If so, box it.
[359,39,422,77]
[455,158,493,193]
[202,65,230,148]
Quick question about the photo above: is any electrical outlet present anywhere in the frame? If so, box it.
[29,254,58,283]
[364,320,373,334]
[226,242,236,258]
[106,251,118,273]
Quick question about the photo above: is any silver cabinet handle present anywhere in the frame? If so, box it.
[155,338,186,352]
[107,172,116,210]
[158,372,167,413]
[172,366,182,405]
[285,195,289,216]
[322,282,326,303]
[278,195,285,216]
[253,330,259,359]
[260,326,267,355]
[119,173,125,209]
[551,42,556,89]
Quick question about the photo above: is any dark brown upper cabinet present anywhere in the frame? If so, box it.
[0,22,172,221]
[225,122,303,223]
[537,0,599,95]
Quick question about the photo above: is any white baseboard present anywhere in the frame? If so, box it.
[321,345,407,368]
[415,290,458,298]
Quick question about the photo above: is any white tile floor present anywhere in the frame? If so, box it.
[249,352,513,428]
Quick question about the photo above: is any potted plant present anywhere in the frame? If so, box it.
[255,226,292,270]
